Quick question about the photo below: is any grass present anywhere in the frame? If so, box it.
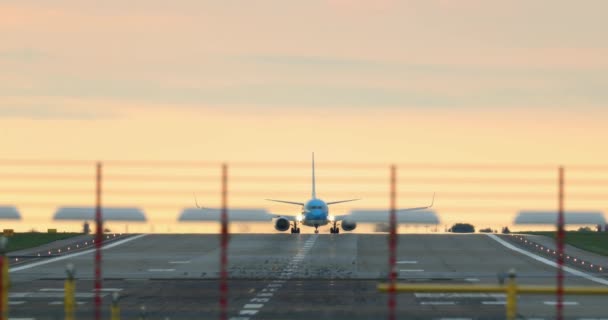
[4,232,84,252]
[520,231,608,257]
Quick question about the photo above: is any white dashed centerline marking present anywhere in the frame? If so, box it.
[232,234,318,319]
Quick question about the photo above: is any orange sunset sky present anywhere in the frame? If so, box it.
[1,1,607,232]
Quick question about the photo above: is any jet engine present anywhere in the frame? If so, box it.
[341,219,357,231]
[274,217,290,232]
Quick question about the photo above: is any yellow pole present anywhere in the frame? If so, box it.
[65,264,75,320]
[1,237,8,320]
[110,292,120,320]
[506,269,517,320]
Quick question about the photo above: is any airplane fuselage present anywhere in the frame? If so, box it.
[301,198,330,227]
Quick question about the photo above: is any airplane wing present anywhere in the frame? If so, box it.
[179,208,275,222]
[334,194,437,224]
[326,199,360,205]
[334,209,440,224]
[265,199,304,206]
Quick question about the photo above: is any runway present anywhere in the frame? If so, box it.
[7,233,608,319]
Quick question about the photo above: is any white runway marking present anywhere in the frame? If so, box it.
[438,318,472,320]
[235,234,318,319]
[257,293,273,297]
[487,234,608,286]
[10,234,148,273]
[48,301,86,305]
[464,278,480,282]
[397,260,418,264]
[148,269,175,272]
[9,301,26,305]
[481,301,506,305]
[95,288,123,292]
[169,260,191,264]
[39,288,64,292]
[10,292,100,298]
[400,269,424,272]
[239,310,258,315]
[8,318,36,320]
[415,293,506,298]
[420,301,456,305]
[544,301,579,306]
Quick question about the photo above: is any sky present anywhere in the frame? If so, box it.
[1,1,608,231]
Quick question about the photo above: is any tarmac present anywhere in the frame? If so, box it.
[6,233,608,319]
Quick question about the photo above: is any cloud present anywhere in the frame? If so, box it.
[0,106,115,120]
[0,48,50,62]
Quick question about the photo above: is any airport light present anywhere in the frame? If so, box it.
[111,292,120,320]
[64,264,76,320]
[139,305,147,320]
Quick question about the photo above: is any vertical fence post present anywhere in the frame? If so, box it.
[506,268,517,320]
[94,162,103,320]
[219,163,229,320]
[556,166,565,320]
[388,165,397,320]
[0,237,7,320]
[65,263,75,320]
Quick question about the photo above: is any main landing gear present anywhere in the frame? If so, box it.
[291,221,301,234]
[329,222,340,234]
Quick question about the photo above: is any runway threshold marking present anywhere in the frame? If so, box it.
[9,234,148,273]
[230,234,318,320]
[487,234,608,286]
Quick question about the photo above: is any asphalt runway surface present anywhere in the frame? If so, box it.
[7,233,608,319]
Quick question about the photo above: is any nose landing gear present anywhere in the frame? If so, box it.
[314,224,319,234]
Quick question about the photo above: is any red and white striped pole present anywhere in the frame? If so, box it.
[388,165,397,320]
[219,164,229,320]
[556,166,565,320]
[94,162,103,320]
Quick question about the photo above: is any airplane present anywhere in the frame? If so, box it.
[185,153,436,233]
[266,153,435,234]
